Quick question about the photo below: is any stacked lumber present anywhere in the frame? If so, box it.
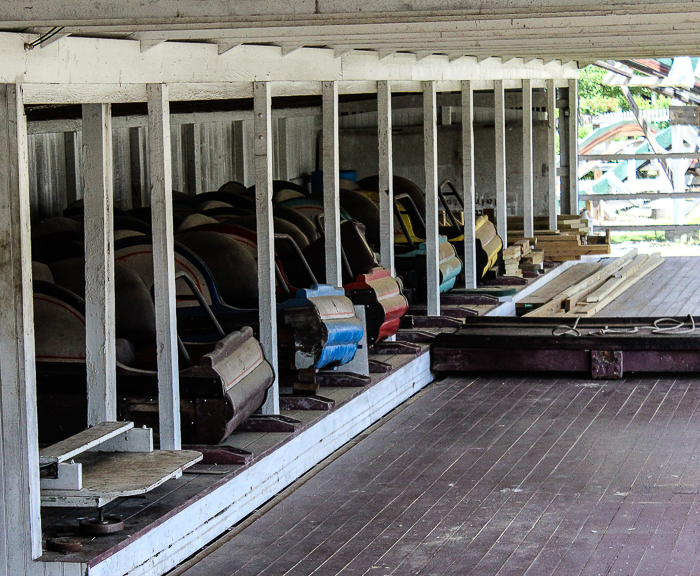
[508,215,590,237]
[507,215,610,262]
[502,245,522,277]
[520,249,664,317]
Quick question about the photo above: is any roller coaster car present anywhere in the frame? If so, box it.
[302,219,380,285]
[33,276,274,446]
[394,236,463,304]
[279,285,363,371]
[344,268,409,345]
[113,235,259,341]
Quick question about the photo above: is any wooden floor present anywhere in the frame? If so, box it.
[598,256,700,317]
[181,375,700,576]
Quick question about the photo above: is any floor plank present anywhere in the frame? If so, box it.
[179,376,700,576]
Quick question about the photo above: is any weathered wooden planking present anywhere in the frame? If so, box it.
[178,376,700,576]
[41,450,202,507]
[39,422,133,465]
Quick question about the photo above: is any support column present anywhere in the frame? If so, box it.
[322,81,342,287]
[672,123,686,226]
[82,103,117,426]
[546,79,558,230]
[377,80,395,275]
[522,80,534,239]
[494,80,508,246]
[0,84,43,573]
[461,80,477,289]
[566,79,579,214]
[254,81,279,415]
[423,81,440,316]
[147,83,181,450]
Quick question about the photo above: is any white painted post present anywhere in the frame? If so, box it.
[567,79,579,215]
[672,123,685,226]
[0,84,43,573]
[461,80,477,289]
[147,83,181,450]
[546,79,558,230]
[322,80,342,287]
[423,81,440,317]
[377,80,395,275]
[522,80,534,239]
[82,103,117,426]
[254,81,279,415]
[494,80,508,247]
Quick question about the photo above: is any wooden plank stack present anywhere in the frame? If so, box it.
[502,245,522,277]
[507,214,610,262]
[519,249,665,317]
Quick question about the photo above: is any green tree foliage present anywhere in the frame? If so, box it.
[578,65,670,116]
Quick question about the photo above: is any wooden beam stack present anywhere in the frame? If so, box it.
[518,249,664,317]
[502,245,522,277]
[507,214,610,262]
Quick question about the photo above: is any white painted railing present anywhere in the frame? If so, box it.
[580,108,669,126]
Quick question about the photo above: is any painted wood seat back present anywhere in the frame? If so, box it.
[475,215,502,278]
[278,197,352,230]
[180,327,274,442]
[279,285,363,370]
[33,281,87,364]
[344,267,408,344]
[395,235,463,298]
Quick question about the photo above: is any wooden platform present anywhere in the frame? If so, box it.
[598,256,700,317]
[38,348,436,576]
[179,375,700,576]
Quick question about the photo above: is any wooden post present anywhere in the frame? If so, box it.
[322,80,342,287]
[0,84,43,572]
[64,131,78,206]
[567,78,579,215]
[254,81,279,415]
[377,80,395,275]
[147,83,181,450]
[546,79,558,230]
[494,80,508,247]
[423,81,440,317]
[522,80,534,239]
[82,103,117,426]
[184,123,202,196]
[461,80,477,289]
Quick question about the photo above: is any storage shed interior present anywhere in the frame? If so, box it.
[1,3,699,575]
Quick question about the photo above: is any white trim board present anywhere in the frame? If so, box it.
[40,353,434,576]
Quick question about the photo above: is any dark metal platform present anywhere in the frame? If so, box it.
[178,375,700,576]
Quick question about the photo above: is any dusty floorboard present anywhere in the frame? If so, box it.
[179,375,700,576]
[598,256,700,317]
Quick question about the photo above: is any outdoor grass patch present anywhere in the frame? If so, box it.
[610,231,666,243]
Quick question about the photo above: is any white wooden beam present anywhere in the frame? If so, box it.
[322,80,342,287]
[423,80,440,317]
[253,81,279,415]
[494,79,508,247]
[82,103,117,425]
[140,39,165,53]
[522,79,534,238]
[546,78,558,230]
[567,78,579,214]
[147,83,181,450]
[0,83,43,574]
[461,80,477,289]
[377,80,394,275]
